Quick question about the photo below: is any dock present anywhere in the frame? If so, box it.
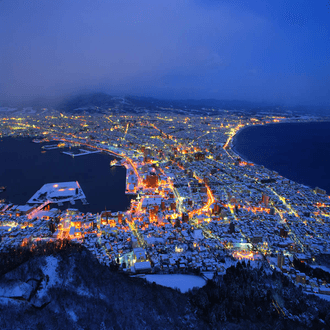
[62,149,101,157]
[42,144,60,150]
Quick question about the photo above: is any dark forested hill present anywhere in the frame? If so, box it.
[0,245,203,330]
[0,245,329,330]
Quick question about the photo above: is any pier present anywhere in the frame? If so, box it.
[62,149,101,158]
[42,144,60,150]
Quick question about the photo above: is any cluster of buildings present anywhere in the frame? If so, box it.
[1,108,330,295]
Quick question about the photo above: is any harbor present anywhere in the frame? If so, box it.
[27,181,87,206]
[42,142,68,150]
[110,159,122,167]
[0,137,132,213]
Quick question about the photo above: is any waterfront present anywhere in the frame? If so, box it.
[2,111,330,319]
[0,137,133,213]
[233,121,330,193]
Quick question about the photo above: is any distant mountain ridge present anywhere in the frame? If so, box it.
[58,92,285,115]
[2,92,328,115]
[60,92,120,112]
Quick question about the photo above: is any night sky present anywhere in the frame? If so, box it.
[0,0,329,106]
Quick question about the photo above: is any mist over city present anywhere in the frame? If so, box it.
[2,1,330,330]
[1,0,329,106]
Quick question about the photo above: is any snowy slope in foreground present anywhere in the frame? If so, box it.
[144,274,206,293]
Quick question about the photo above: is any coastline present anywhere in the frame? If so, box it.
[229,120,330,191]
[0,137,132,213]
[230,123,255,164]
[230,120,330,165]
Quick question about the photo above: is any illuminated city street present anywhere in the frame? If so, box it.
[1,110,330,293]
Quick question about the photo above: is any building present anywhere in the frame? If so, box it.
[141,196,162,210]
[229,222,235,234]
[144,148,153,157]
[133,248,147,262]
[319,285,330,295]
[133,261,152,273]
[213,204,221,215]
[132,248,151,273]
[194,152,205,161]
[296,272,306,285]
[182,212,189,223]
[101,211,112,224]
[14,205,35,216]
[262,194,269,206]
[251,235,263,244]
[280,227,288,238]
[145,173,158,188]
[315,187,326,195]
[277,252,285,269]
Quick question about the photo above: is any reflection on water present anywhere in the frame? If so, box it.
[0,137,134,213]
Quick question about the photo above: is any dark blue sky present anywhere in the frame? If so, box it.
[0,0,329,105]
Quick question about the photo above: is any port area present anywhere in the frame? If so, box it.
[122,161,139,195]
[27,181,87,206]
[62,148,101,157]
[110,159,123,167]
[41,142,68,150]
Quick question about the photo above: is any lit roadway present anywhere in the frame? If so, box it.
[51,122,301,257]
[149,121,217,219]
[267,187,305,252]
[126,211,146,248]
[223,123,244,149]
[188,173,215,218]
[147,123,228,248]
[53,135,150,247]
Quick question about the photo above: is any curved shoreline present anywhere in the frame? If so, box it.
[0,137,132,213]
[229,120,330,190]
[230,123,256,164]
[230,120,330,164]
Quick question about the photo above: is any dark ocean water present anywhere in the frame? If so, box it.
[0,138,133,213]
[233,122,330,193]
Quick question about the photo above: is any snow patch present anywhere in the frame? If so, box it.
[99,293,107,300]
[0,297,27,306]
[77,285,93,297]
[305,291,330,302]
[67,310,78,322]
[42,255,59,287]
[309,264,330,274]
[0,281,34,300]
[32,255,59,302]
[202,272,214,280]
